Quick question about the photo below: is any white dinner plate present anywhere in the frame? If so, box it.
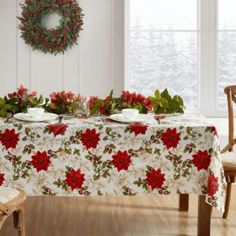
[13,112,59,122]
[109,113,154,124]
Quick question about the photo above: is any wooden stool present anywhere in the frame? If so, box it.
[0,187,26,236]
[221,86,236,218]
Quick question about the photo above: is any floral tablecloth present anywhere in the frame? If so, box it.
[0,113,226,211]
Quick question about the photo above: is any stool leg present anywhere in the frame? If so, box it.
[223,182,232,219]
[13,205,25,236]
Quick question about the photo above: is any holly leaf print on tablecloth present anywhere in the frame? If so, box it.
[4,153,32,181]
[85,152,112,180]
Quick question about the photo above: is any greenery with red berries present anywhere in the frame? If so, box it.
[0,86,184,117]
[18,0,83,54]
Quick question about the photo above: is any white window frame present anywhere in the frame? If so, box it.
[124,0,227,118]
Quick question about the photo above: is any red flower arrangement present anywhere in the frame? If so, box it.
[129,123,148,136]
[6,85,38,112]
[0,173,5,186]
[207,174,219,197]
[146,169,165,190]
[161,128,181,149]
[47,123,68,137]
[0,129,19,150]
[112,151,132,171]
[65,168,85,190]
[0,85,47,117]
[121,91,152,113]
[31,151,51,172]
[192,150,211,171]
[80,129,100,149]
[0,86,185,117]
[48,91,84,114]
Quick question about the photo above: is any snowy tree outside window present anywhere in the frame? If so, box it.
[218,0,236,110]
[127,0,198,109]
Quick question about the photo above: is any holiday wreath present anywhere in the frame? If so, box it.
[18,0,83,54]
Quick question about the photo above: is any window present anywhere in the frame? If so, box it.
[218,0,236,110]
[127,0,198,109]
[126,0,236,116]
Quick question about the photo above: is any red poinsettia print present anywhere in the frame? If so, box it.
[31,151,51,172]
[80,129,100,149]
[146,169,165,190]
[66,168,85,190]
[112,151,132,171]
[47,123,68,137]
[129,123,148,136]
[192,150,211,171]
[207,174,219,197]
[161,128,181,149]
[0,173,5,186]
[0,129,19,150]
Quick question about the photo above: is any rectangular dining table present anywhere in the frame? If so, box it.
[0,113,226,236]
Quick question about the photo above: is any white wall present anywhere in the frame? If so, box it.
[0,0,125,97]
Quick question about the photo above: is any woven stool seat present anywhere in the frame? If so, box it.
[0,187,26,236]
[0,187,20,204]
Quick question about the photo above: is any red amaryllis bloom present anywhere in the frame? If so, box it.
[8,85,27,98]
[8,85,37,99]
[129,123,148,136]
[192,150,211,171]
[146,169,165,190]
[31,151,51,172]
[161,128,181,149]
[87,96,99,110]
[207,174,219,197]
[112,151,132,171]
[0,173,5,186]
[47,123,68,137]
[49,92,58,103]
[80,129,100,149]
[0,129,19,150]
[66,168,85,190]
[121,91,152,111]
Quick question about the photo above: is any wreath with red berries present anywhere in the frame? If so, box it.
[18,0,83,54]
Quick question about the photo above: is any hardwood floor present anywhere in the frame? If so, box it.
[1,186,236,236]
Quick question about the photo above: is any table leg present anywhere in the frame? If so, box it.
[197,195,212,236]
[179,194,189,211]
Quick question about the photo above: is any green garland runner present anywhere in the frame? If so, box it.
[18,0,83,54]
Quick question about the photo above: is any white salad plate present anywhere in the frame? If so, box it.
[109,113,154,124]
[13,112,59,122]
